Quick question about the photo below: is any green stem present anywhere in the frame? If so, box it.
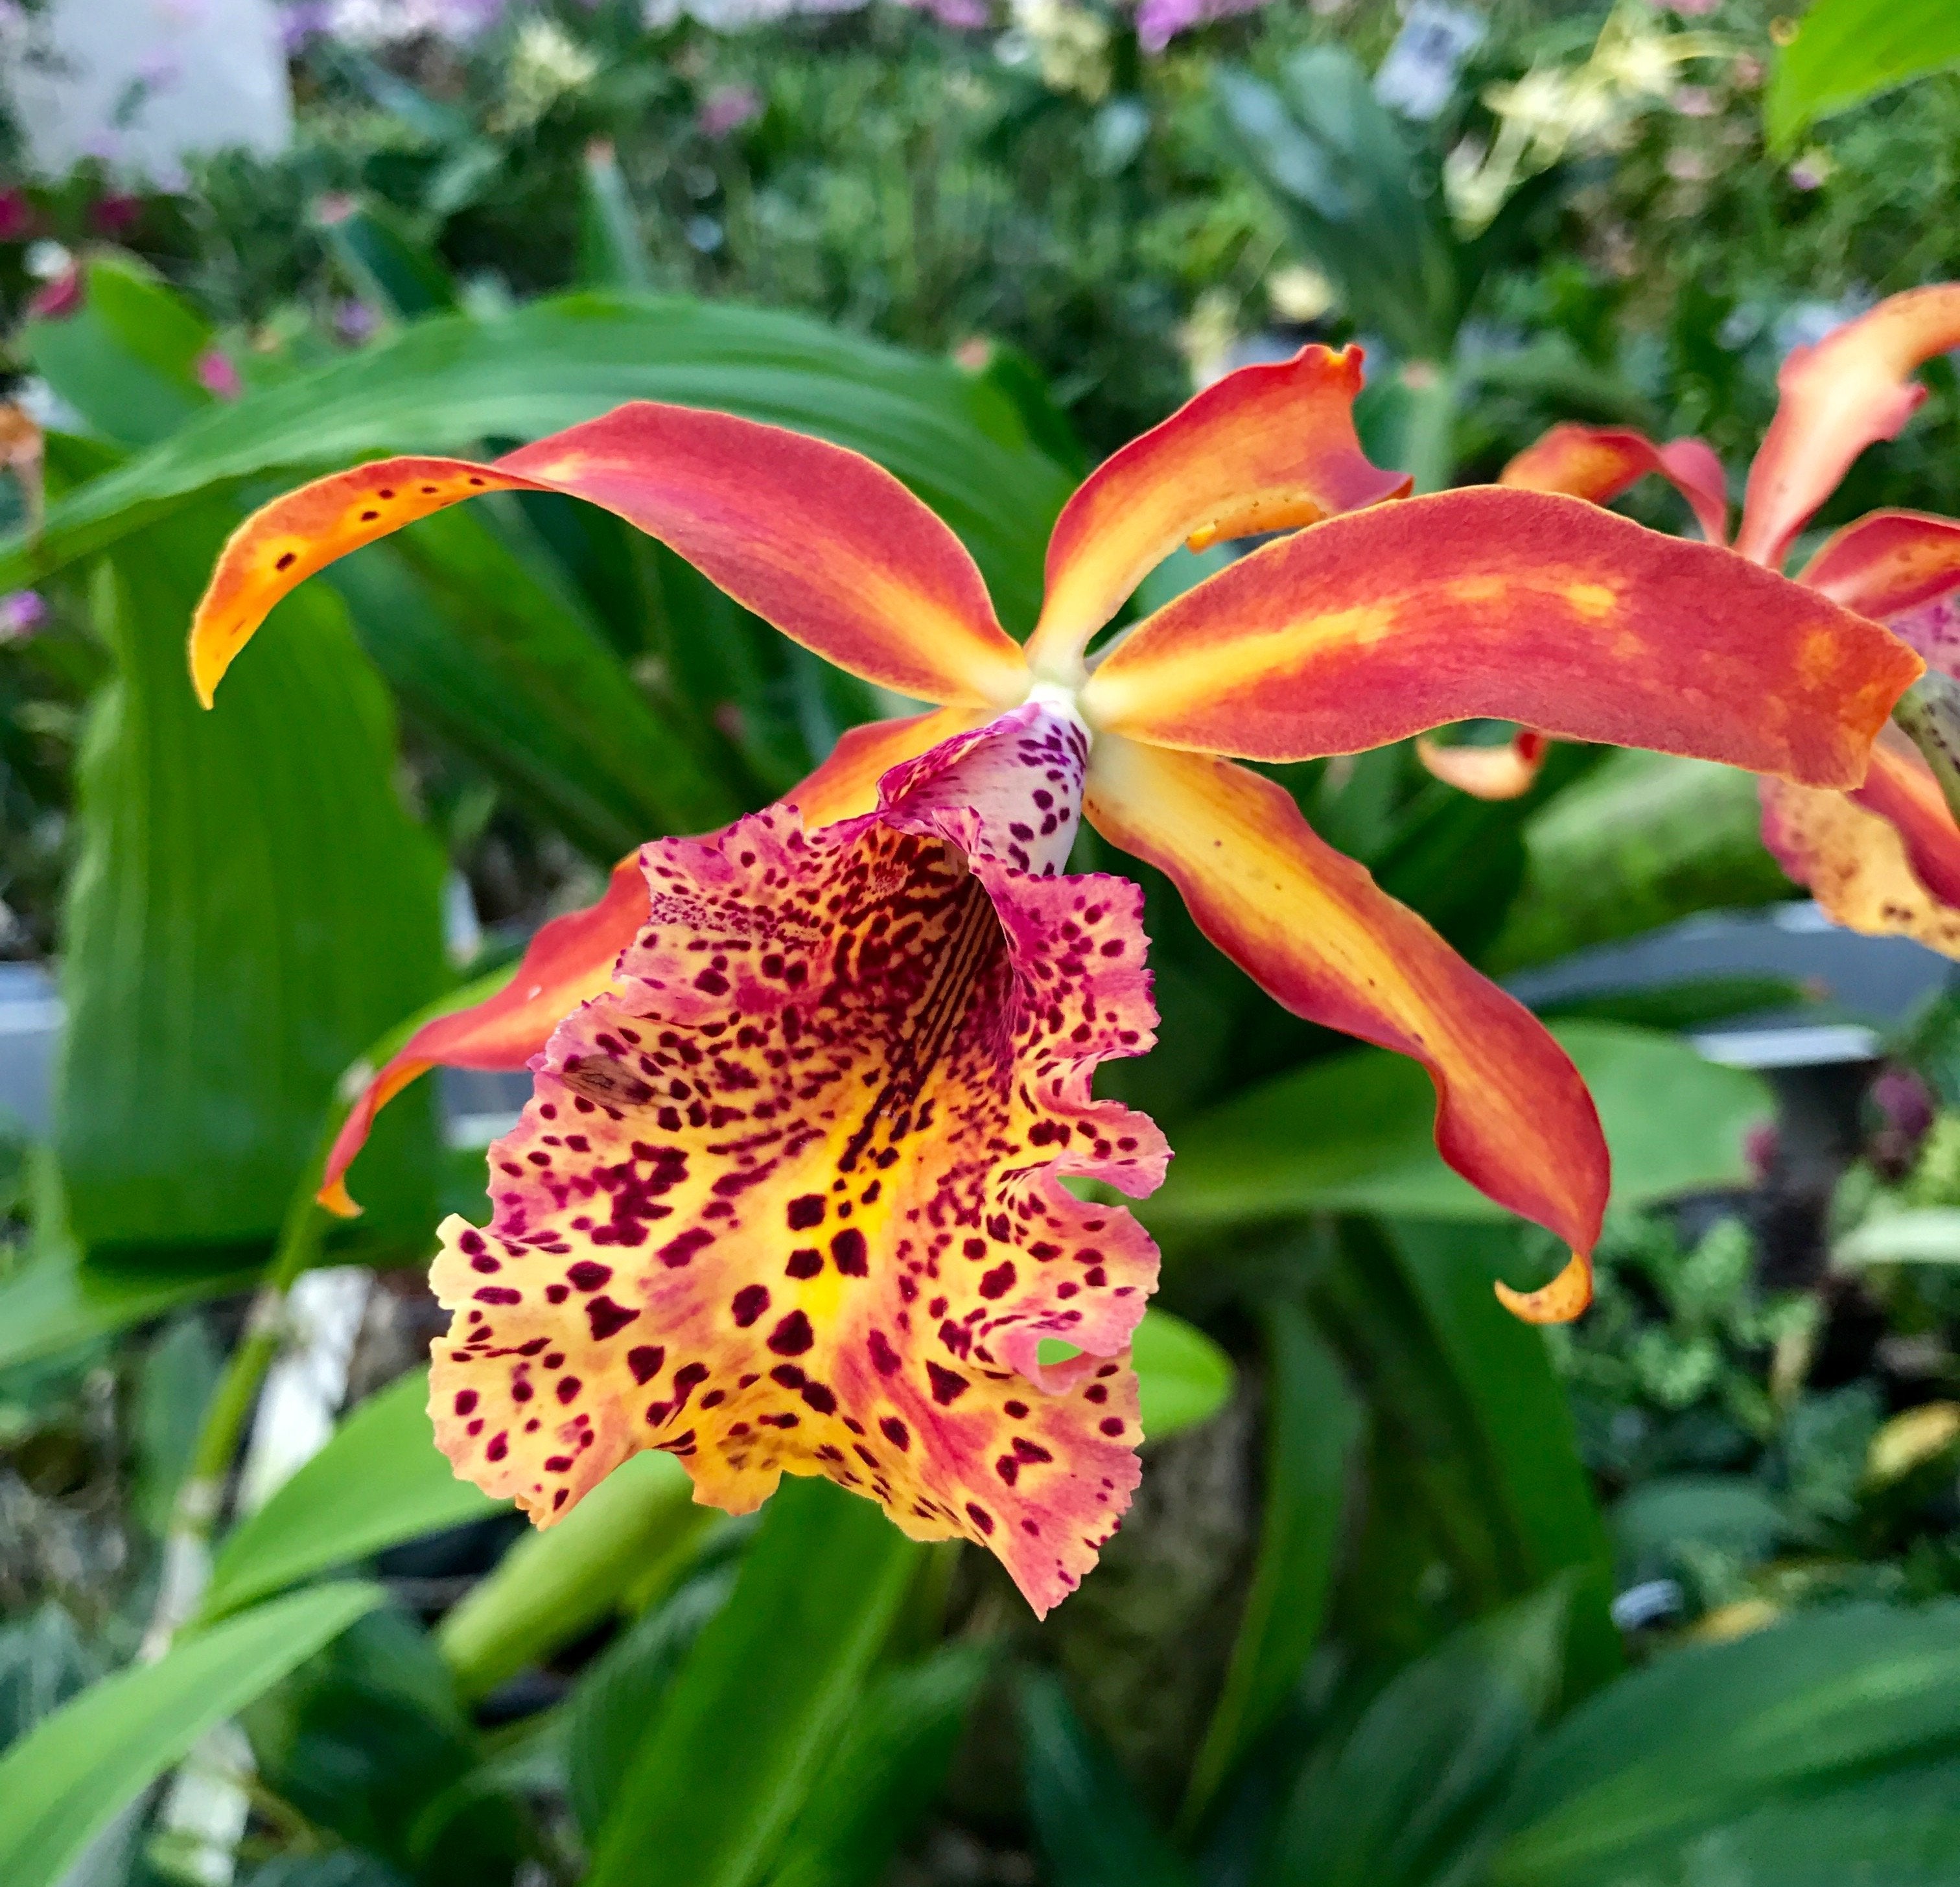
[1399,361,1460,495]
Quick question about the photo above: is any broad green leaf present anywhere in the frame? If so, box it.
[1019,1669,1193,1887]
[1147,1023,1769,1232]
[0,1581,381,1887]
[769,1647,990,1887]
[316,197,459,320]
[437,1448,704,1700]
[1132,1308,1235,1441]
[1270,1584,1569,1887]
[57,503,448,1251]
[0,293,1075,635]
[1609,1475,1789,1588]
[23,254,213,449]
[1183,1306,1361,1825]
[132,1314,224,1536]
[324,502,734,858]
[586,1475,921,1887]
[0,1241,258,1373]
[202,1370,503,1621]
[579,141,657,291]
[1488,1600,1960,1885]
[0,1607,97,1756]
[1767,0,1960,149]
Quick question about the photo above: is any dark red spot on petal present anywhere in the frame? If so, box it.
[731,1283,771,1327]
[768,1311,814,1355]
[627,1345,665,1385]
[787,1195,826,1230]
[928,1363,969,1405]
[567,1260,612,1292]
[831,1228,868,1276]
[587,1296,641,1341]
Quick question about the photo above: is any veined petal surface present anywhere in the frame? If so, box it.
[1736,285,1960,570]
[320,854,650,1214]
[1802,511,1960,659]
[1414,729,1550,801]
[1762,740,1960,960]
[1083,736,1600,1322]
[191,403,1029,709]
[1022,346,1407,679]
[1500,423,1730,545]
[1079,487,1920,783]
[427,708,1167,1614]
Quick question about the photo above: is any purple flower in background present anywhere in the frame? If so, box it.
[194,350,244,401]
[1133,0,1269,55]
[335,299,380,343]
[898,0,990,26]
[698,84,762,138]
[136,47,185,92]
[281,1,334,51]
[0,592,46,643]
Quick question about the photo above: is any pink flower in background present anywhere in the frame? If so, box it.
[1134,0,1270,54]
[0,192,29,242]
[89,194,144,239]
[0,591,47,642]
[898,0,990,26]
[1671,84,1715,117]
[27,268,83,320]
[697,84,762,138]
[195,349,244,401]
[1650,0,1718,13]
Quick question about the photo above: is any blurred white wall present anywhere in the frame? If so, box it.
[4,0,293,187]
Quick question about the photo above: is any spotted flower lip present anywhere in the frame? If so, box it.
[191,342,1913,1604]
[1475,284,1960,959]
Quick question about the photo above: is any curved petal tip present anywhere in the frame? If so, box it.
[1493,1250,1593,1324]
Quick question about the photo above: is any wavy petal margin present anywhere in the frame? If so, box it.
[1500,422,1730,545]
[1083,736,1599,1322]
[320,854,650,1213]
[1736,285,1960,570]
[191,403,1029,710]
[1414,728,1550,801]
[428,719,1167,1614]
[1761,743,1960,960]
[1021,346,1408,680]
[1801,511,1960,657]
[788,707,994,828]
[1079,488,1921,782]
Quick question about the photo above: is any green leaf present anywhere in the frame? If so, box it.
[0,1241,259,1374]
[1147,1023,1769,1232]
[1269,1584,1569,1887]
[1767,0,1960,149]
[437,1448,705,1700]
[132,1315,224,1536]
[315,197,459,320]
[0,293,1075,636]
[578,141,656,291]
[1132,1308,1235,1441]
[56,502,449,1251]
[324,502,735,858]
[202,1370,502,1621]
[23,255,213,449]
[1019,1669,1193,1887]
[1183,1306,1361,1826]
[1609,1475,1790,1588]
[586,1476,921,1887]
[1488,1601,1960,1885]
[0,1582,381,1887]
[768,1646,990,1887]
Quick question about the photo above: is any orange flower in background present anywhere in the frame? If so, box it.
[1472,284,1960,956]
[190,347,1915,1610]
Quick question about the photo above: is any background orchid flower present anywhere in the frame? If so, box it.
[189,344,1914,1611]
[1482,285,1960,958]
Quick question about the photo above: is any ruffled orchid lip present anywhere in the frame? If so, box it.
[426,703,1169,1615]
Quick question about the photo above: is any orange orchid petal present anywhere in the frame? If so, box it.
[1021,346,1408,681]
[1735,285,1960,570]
[319,854,651,1215]
[1078,488,1922,783]
[1083,736,1600,1323]
[1414,728,1550,801]
[789,707,994,829]
[1500,422,1729,545]
[191,404,1030,711]
[1760,738,1960,960]
[1801,510,1960,667]
[428,706,1168,1615]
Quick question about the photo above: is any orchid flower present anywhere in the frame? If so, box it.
[1463,285,1960,959]
[189,346,1914,1612]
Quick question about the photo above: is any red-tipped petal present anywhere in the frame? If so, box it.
[1500,422,1729,545]
[1415,728,1550,801]
[1801,510,1960,672]
[1022,346,1407,680]
[318,854,650,1213]
[191,404,1029,710]
[1079,487,1922,782]
[1083,736,1600,1322]
[1761,737,1960,959]
[1736,285,1960,570]
[789,707,994,830]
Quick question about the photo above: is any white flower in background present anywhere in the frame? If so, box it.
[1266,263,1336,324]
[1176,287,1238,388]
[323,0,505,45]
[998,0,1110,102]
[493,16,601,130]
[1445,0,1728,234]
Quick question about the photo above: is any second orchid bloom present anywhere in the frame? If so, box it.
[189,346,1916,1612]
